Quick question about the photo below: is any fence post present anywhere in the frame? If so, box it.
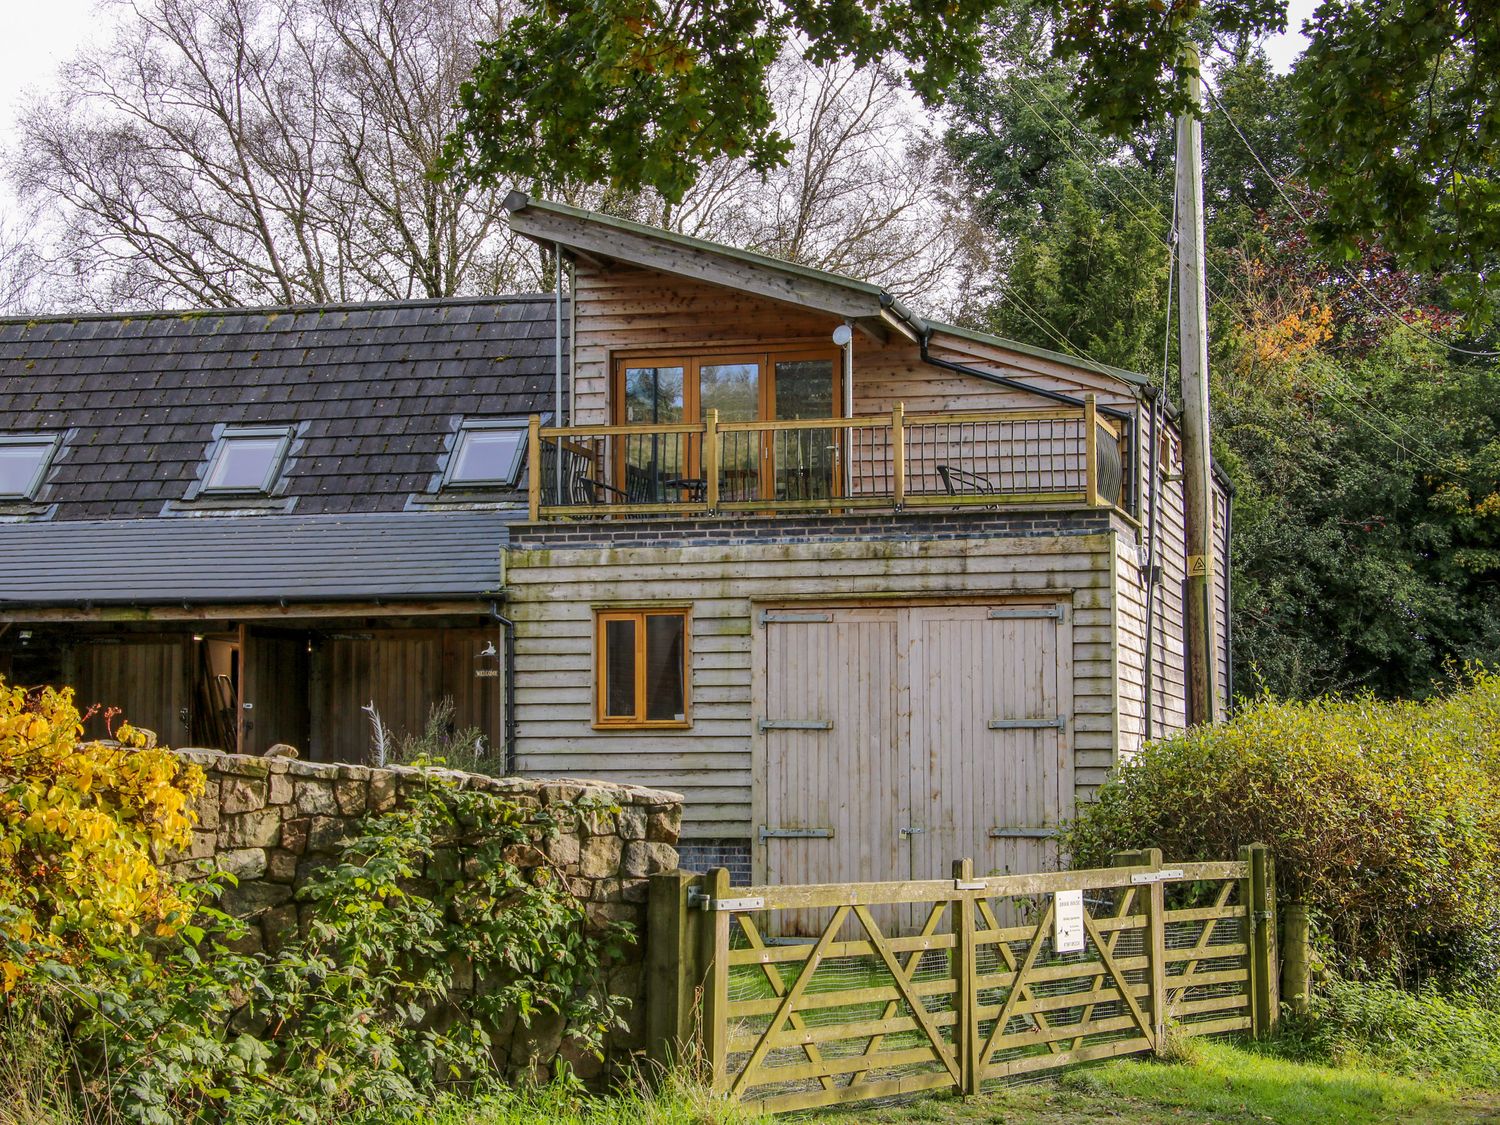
[700,867,731,1090]
[952,858,980,1096]
[1281,902,1312,1017]
[704,410,720,511]
[892,403,906,507]
[527,414,541,521]
[646,871,704,1073]
[1112,847,1167,1049]
[1084,394,1100,507]
[1243,843,1279,1036]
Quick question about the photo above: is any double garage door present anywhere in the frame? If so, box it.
[757,603,1074,888]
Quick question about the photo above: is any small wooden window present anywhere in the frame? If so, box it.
[594,608,689,727]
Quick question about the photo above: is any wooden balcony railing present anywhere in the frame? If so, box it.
[527,396,1123,521]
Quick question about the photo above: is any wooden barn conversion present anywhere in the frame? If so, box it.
[0,198,1230,887]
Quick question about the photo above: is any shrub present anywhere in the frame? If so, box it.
[35,778,634,1125]
[1062,670,1500,980]
[2,676,635,1124]
[1271,977,1500,1089]
[0,681,204,991]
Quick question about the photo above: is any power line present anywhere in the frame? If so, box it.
[1200,74,1500,360]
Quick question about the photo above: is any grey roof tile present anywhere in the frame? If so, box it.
[1,296,563,521]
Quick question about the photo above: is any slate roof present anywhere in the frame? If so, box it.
[0,512,511,606]
[0,296,566,521]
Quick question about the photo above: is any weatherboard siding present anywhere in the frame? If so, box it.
[568,261,1139,427]
[505,532,1124,839]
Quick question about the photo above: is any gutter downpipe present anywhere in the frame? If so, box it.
[1224,487,1235,716]
[1143,387,1162,741]
[554,241,565,502]
[489,601,518,774]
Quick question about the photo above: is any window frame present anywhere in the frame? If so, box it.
[200,425,294,496]
[612,346,842,428]
[0,432,61,501]
[593,606,692,729]
[443,418,530,489]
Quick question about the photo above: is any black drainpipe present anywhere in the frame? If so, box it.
[1142,387,1162,741]
[1223,487,1235,716]
[489,602,518,774]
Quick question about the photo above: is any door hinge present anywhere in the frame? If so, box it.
[758,718,833,732]
[989,826,1059,839]
[759,826,834,842]
[760,611,833,625]
[988,716,1067,730]
[987,606,1064,620]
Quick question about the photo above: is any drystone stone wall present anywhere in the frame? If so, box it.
[165,748,683,1069]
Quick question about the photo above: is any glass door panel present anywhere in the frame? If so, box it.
[773,358,838,501]
[621,364,685,502]
[701,361,761,501]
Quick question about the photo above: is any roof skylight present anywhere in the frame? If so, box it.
[202,427,292,494]
[0,434,60,500]
[445,420,527,488]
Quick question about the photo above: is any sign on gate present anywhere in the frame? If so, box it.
[1053,888,1085,952]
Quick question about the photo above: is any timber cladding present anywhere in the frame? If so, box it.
[569,261,1139,430]
[504,530,1126,847]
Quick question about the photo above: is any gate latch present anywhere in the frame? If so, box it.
[899,826,925,839]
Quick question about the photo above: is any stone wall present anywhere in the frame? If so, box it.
[166,748,683,1070]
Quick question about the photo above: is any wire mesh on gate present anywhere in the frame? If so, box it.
[712,864,1257,1114]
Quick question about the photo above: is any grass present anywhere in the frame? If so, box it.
[799,1040,1500,1124]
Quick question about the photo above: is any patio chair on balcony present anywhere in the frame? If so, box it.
[936,464,997,495]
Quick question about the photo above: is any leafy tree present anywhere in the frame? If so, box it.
[988,173,1170,375]
[442,0,995,204]
[1220,319,1500,699]
[1295,0,1500,325]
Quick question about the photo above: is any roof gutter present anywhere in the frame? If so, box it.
[0,591,502,613]
[874,292,1138,422]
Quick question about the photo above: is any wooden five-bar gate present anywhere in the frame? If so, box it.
[647,846,1278,1114]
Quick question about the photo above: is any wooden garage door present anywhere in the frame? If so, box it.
[759,603,1072,891]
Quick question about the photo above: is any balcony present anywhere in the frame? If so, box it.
[525,398,1125,521]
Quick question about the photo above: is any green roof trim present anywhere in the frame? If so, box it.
[506,193,888,300]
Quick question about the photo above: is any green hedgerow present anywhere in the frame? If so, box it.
[1062,669,1500,982]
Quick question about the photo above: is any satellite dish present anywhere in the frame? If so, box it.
[831,324,853,347]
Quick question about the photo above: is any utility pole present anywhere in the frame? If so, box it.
[1175,43,1220,724]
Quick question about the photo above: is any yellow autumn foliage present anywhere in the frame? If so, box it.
[0,678,205,991]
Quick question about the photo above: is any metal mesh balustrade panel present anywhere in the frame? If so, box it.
[904,417,1087,498]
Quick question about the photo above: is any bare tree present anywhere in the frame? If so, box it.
[9,5,980,313]
[11,0,535,310]
[662,57,990,315]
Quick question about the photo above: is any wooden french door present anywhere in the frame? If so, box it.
[615,350,841,502]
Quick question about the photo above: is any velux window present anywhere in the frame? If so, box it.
[445,419,527,488]
[0,433,60,500]
[203,427,292,494]
[595,608,689,727]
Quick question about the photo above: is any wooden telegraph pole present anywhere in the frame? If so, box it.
[1175,43,1220,724]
